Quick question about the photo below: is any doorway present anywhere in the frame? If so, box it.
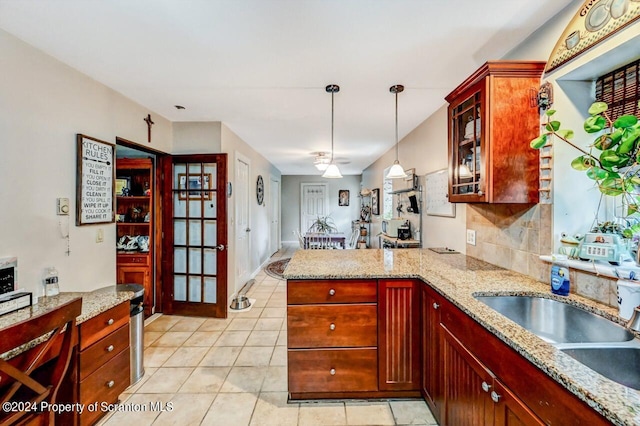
[269,176,281,255]
[300,183,328,233]
[235,153,251,294]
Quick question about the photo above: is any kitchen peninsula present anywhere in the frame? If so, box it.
[284,249,640,425]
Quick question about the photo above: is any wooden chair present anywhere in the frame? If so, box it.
[0,297,82,426]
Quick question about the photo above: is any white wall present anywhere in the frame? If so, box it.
[173,122,222,153]
[221,124,281,300]
[281,175,362,243]
[0,29,172,298]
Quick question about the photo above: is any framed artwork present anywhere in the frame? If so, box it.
[76,134,115,226]
[115,177,130,196]
[338,189,349,206]
[178,173,212,200]
[371,188,380,215]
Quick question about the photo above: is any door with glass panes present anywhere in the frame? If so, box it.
[161,154,228,317]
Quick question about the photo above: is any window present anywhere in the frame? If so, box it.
[595,59,640,120]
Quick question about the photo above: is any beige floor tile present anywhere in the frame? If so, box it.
[276,330,287,346]
[252,298,268,308]
[136,367,194,393]
[270,346,287,366]
[143,331,164,347]
[345,401,396,425]
[183,331,222,347]
[246,330,279,347]
[170,317,207,332]
[151,331,193,347]
[163,346,209,367]
[261,366,288,392]
[254,318,283,331]
[389,400,437,425]
[153,393,215,425]
[250,391,298,426]
[227,317,258,331]
[100,393,173,425]
[231,306,264,318]
[122,367,157,394]
[260,307,285,318]
[235,346,274,367]
[143,346,177,367]
[144,316,181,332]
[179,366,230,393]
[219,366,267,393]
[198,317,232,331]
[199,346,242,367]
[216,330,251,346]
[201,392,258,426]
[299,402,347,425]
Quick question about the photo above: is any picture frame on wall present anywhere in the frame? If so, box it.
[76,134,115,226]
[338,189,349,206]
[371,188,380,215]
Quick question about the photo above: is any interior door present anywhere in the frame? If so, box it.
[235,154,251,288]
[300,183,327,233]
[270,176,280,255]
[161,154,228,317]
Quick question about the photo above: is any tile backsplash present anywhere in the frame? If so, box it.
[465,203,618,308]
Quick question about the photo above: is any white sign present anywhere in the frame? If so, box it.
[76,134,115,225]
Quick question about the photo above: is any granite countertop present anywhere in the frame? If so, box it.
[284,249,640,426]
[0,285,133,360]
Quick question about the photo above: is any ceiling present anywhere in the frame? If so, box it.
[0,0,576,175]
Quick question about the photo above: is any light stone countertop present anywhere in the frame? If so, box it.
[0,285,133,360]
[284,249,640,426]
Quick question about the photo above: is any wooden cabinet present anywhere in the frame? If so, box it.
[446,61,545,203]
[378,279,420,391]
[287,279,379,398]
[420,283,444,419]
[116,158,154,316]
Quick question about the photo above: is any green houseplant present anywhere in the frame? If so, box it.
[308,215,338,233]
[531,101,640,236]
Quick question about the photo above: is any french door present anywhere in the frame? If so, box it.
[161,154,228,317]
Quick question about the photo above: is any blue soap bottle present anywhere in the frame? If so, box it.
[551,263,570,296]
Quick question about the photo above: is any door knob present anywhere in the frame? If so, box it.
[216,245,226,251]
[246,228,251,232]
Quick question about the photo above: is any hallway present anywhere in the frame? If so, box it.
[101,243,436,425]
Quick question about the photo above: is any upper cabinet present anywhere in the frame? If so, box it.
[446,61,545,203]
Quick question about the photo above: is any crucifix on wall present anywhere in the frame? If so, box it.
[143,114,154,143]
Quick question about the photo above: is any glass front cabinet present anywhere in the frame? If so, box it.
[446,61,545,203]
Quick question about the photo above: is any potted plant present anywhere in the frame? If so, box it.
[531,101,640,236]
[308,215,338,234]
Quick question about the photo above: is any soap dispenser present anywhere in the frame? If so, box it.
[550,256,570,296]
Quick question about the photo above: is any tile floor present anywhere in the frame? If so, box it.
[100,243,438,426]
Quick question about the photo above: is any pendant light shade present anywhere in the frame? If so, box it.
[386,84,407,179]
[323,84,343,179]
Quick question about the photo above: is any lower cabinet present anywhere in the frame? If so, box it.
[420,283,444,419]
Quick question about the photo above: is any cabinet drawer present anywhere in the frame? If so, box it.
[288,348,378,393]
[288,280,377,304]
[117,254,149,265]
[79,302,129,350]
[79,324,129,381]
[78,348,130,426]
[288,305,377,348]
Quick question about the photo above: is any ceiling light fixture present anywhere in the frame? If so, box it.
[313,152,331,171]
[386,84,408,179]
[322,84,343,179]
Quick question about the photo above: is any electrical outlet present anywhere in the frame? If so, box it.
[56,198,69,215]
[96,228,104,243]
[466,229,476,246]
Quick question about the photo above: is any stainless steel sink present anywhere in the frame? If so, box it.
[474,295,634,343]
[561,347,640,390]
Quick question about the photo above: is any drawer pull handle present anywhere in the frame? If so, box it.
[106,380,115,388]
[329,323,336,331]
[329,368,336,376]
[107,318,114,326]
[106,345,114,352]
[481,381,491,392]
[433,302,440,310]
[329,289,336,296]
[491,391,501,403]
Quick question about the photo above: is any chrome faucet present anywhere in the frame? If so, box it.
[627,306,640,332]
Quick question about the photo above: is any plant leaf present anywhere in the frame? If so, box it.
[530,134,548,149]
[600,149,628,168]
[614,115,639,129]
[594,135,614,150]
[545,121,561,132]
[598,177,624,195]
[545,109,556,117]
[556,129,574,140]
[584,115,607,133]
[587,166,609,180]
[571,155,597,170]
[588,102,608,115]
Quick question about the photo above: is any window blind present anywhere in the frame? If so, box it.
[595,59,640,120]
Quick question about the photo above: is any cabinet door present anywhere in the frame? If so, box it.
[117,265,151,315]
[378,279,420,391]
[442,325,494,426]
[421,284,443,421]
[493,379,544,426]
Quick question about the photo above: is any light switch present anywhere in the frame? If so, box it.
[96,228,104,243]
[57,198,70,215]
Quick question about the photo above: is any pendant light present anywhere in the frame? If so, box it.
[386,84,408,179]
[322,84,343,179]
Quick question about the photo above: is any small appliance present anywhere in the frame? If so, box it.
[397,225,411,240]
[382,219,405,238]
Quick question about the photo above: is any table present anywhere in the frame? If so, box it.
[304,232,347,249]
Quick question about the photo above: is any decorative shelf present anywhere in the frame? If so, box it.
[539,255,640,279]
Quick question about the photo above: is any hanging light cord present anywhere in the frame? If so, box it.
[331,88,335,163]
[395,89,399,162]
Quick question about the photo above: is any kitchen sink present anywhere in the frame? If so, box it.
[474,295,634,343]
[561,347,640,390]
